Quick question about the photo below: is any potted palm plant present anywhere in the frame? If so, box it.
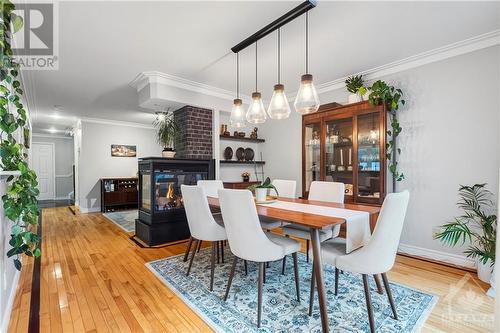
[248,177,279,203]
[434,184,497,283]
[154,111,179,158]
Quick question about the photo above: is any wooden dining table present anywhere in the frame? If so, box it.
[207,196,381,333]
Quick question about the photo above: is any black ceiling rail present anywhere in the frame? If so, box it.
[231,0,317,54]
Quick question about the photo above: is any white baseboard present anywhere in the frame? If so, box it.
[0,269,21,333]
[398,243,476,270]
[79,207,101,214]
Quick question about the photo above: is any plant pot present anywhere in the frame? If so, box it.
[477,259,494,283]
[255,188,268,202]
[348,93,362,104]
[162,148,176,158]
[242,176,249,182]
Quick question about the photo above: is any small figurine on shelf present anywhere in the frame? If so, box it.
[221,124,228,135]
[233,130,239,137]
[238,132,246,137]
[250,127,258,139]
[241,171,250,182]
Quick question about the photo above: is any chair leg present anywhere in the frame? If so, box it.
[221,241,225,263]
[306,240,310,263]
[281,255,286,275]
[334,268,339,296]
[266,261,270,268]
[263,262,266,284]
[292,252,300,303]
[362,274,376,333]
[216,241,220,264]
[257,262,264,328]
[374,274,384,295]
[210,242,216,291]
[197,240,202,252]
[223,256,238,301]
[308,260,316,316]
[186,239,199,276]
[183,236,193,262]
[244,260,248,275]
[382,273,398,320]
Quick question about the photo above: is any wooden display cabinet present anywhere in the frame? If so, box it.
[302,101,387,205]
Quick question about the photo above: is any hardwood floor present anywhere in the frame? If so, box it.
[8,207,494,332]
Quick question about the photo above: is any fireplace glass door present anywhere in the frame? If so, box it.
[153,170,207,212]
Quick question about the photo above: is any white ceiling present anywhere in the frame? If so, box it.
[27,1,500,133]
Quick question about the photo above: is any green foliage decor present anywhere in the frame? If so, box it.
[1,0,41,270]
[434,184,497,265]
[153,111,179,151]
[247,177,279,196]
[345,75,364,94]
[367,80,406,184]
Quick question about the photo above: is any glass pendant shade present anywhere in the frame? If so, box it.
[294,74,320,115]
[267,84,291,119]
[230,98,246,128]
[246,92,267,124]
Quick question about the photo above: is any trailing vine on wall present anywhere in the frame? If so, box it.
[366,80,405,189]
[1,0,41,270]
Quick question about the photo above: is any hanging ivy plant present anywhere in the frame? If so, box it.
[367,80,406,185]
[1,0,41,270]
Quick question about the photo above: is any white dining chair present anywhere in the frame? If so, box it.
[181,185,228,291]
[218,188,301,328]
[309,191,410,333]
[197,180,224,197]
[181,180,225,263]
[282,181,345,263]
[259,179,297,230]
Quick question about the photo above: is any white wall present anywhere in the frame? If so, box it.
[32,135,74,200]
[259,45,500,267]
[78,121,162,213]
[0,180,20,333]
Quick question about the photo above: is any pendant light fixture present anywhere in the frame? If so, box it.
[294,11,320,115]
[246,41,267,124]
[267,28,291,119]
[229,52,246,128]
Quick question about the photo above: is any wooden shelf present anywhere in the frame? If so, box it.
[220,160,265,165]
[220,135,265,143]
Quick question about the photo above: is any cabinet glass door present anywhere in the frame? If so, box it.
[325,118,353,198]
[357,113,381,199]
[304,122,321,192]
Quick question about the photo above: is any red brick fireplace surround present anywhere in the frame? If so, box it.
[174,105,213,159]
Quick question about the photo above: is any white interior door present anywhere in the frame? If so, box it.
[32,143,55,200]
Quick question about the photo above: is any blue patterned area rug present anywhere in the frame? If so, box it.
[102,210,137,232]
[146,249,437,333]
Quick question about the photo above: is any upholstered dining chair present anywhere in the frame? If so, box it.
[308,191,410,333]
[282,181,345,263]
[180,185,228,291]
[182,180,225,263]
[259,179,297,230]
[218,189,302,328]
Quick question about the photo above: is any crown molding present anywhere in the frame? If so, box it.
[129,30,499,106]
[315,29,500,94]
[129,71,251,103]
[80,117,155,129]
[32,133,73,140]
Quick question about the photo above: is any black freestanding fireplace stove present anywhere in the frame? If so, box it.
[136,157,215,246]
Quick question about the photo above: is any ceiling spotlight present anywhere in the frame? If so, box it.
[155,112,166,121]
[48,127,57,133]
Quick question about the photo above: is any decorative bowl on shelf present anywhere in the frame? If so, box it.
[223,147,233,160]
[244,148,254,161]
[235,147,245,161]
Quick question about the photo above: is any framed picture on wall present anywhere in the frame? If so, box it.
[111,144,137,157]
